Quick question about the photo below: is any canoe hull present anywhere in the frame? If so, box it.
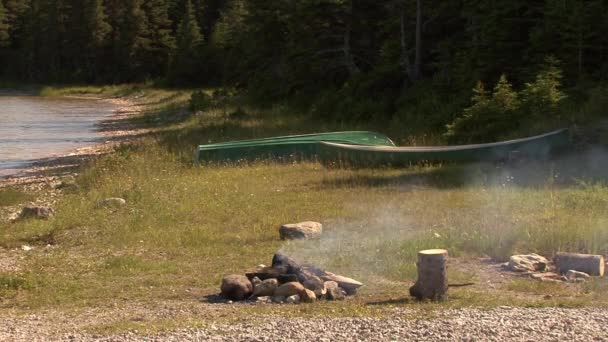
[196,131,395,163]
[318,129,571,167]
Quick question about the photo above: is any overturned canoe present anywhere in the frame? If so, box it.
[195,131,395,163]
[318,129,570,167]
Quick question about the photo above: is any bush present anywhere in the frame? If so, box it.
[445,58,567,143]
[445,75,522,143]
[520,56,567,120]
[189,91,213,112]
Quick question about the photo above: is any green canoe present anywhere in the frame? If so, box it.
[195,131,395,163]
[318,129,570,167]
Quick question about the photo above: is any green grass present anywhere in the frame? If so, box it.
[0,188,32,207]
[1,84,607,328]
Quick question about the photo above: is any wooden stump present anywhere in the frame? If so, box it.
[409,249,448,301]
[555,253,605,277]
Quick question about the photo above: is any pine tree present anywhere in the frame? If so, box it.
[117,0,150,78]
[142,0,175,76]
[0,1,10,46]
[521,56,566,119]
[168,0,202,83]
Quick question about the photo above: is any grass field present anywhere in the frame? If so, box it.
[1,85,607,331]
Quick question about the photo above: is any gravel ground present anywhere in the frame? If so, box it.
[2,307,607,341]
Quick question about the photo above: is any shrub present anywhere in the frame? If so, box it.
[445,75,521,143]
[520,56,567,120]
[189,90,213,112]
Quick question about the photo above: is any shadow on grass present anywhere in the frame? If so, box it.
[366,298,415,306]
[318,148,608,190]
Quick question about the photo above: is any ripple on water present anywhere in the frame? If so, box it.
[0,96,116,177]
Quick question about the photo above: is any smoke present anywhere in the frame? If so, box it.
[278,146,608,283]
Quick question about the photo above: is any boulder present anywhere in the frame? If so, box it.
[256,296,271,303]
[99,198,127,209]
[271,253,301,274]
[272,296,286,304]
[274,282,305,297]
[320,272,363,293]
[18,205,54,220]
[303,276,327,298]
[507,254,548,272]
[286,295,301,304]
[251,276,262,288]
[327,287,346,301]
[251,278,278,297]
[279,222,323,240]
[300,289,317,303]
[220,275,253,301]
[324,281,339,291]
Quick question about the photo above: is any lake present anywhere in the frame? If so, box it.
[0,95,116,178]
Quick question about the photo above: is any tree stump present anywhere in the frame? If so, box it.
[555,253,605,277]
[409,249,448,301]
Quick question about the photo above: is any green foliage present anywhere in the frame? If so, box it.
[168,0,203,84]
[0,274,29,290]
[520,56,567,120]
[0,0,9,46]
[189,90,212,112]
[446,76,521,143]
[0,188,32,206]
[446,60,567,143]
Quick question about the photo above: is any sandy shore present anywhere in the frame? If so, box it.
[0,96,146,188]
[0,96,147,223]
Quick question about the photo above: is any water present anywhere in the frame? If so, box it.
[0,95,116,177]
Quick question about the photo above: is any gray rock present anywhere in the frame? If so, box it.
[300,289,316,303]
[274,282,305,297]
[507,254,548,272]
[327,287,346,301]
[271,296,286,303]
[286,295,301,304]
[220,275,253,301]
[279,222,323,240]
[252,278,278,297]
[251,276,262,288]
[99,198,127,208]
[303,276,326,298]
[255,296,271,303]
[324,281,339,291]
[17,205,54,220]
[320,272,363,293]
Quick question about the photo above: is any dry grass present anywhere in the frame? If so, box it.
[1,85,607,328]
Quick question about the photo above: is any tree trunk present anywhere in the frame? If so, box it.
[412,0,423,80]
[399,5,412,79]
[555,253,605,276]
[409,249,448,301]
[343,0,360,77]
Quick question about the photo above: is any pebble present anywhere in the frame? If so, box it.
[1,307,607,341]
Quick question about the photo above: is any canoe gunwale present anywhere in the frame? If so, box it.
[319,129,569,152]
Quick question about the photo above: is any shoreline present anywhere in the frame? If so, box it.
[0,96,146,189]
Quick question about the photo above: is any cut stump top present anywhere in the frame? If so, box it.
[419,249,448,255]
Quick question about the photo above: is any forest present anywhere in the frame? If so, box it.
[1,0,607,140]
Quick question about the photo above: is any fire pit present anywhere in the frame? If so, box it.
[220,253,364,304]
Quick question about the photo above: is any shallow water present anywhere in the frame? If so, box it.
[0,96,116,177]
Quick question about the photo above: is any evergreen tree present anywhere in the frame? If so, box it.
[168,0,202,83]
[117,0,150,79]
[142,0,175,76]
[0,1,9,46]
[521,56,566,119]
